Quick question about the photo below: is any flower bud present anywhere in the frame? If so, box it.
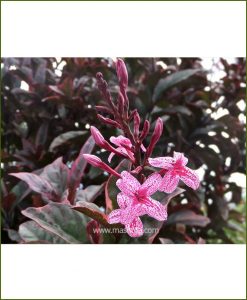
[90,126,106,147]
[145,118,163,158]
[83,154,102,168]
[134,111,141,137]
[97,114,121,128]
[117,92,125,115]
[83,154,121,178]
[95,106,112,114]
[116,58,128,90]
[90,126,132,159]
[152,117,163,141]
[128,109,138,122]
[139,120,150,141]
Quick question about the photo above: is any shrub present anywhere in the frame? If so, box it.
[1,57,246,244]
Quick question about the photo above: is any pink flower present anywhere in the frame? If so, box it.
[108,135,146,163]
[91,127,139,163]
[148,151,200,193]
[108,136,134,163]
[107,171,167,237]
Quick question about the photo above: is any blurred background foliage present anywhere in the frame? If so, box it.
[1,57,246,243]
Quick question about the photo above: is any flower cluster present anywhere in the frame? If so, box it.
[83,58,200,238]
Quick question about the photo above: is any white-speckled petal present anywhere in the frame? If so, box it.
[160,170,180,193]
[141,197,167,221]
[141,173,162,196]
[125,217,144,237]
[148,157,174,169]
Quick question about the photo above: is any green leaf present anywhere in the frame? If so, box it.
[7,229,22,243]
[153,69,203,102]
[19,220,67,244]
[21,203,89,243]
[49,131,87,152]
[105,159,132,212]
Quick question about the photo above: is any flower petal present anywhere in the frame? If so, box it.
[173,152,188,166]
[107,209,122,224]
[115,147,135,163]
[141,173,162,196]
[148,157,174,169]
[116,171,141,196]
[125,217,144,238]
[180,166,200,190]
[108,152,115,163]
[117,193,133,209]
[160,170,180,193]
[120,203,145,225]
[110,136,132,149]
[141,144,146,152]
[141,197,167,221]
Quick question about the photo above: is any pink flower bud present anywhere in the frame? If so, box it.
[139,120,150,140]
[83,154,121,178]
[95,105,112,114]
[117,92,125,115]
[131,166,143,174]
[90,126,132,160]
[116,58,128,89]
[90,126,107,147]
[152,117,163,142]
[145,118,163,158]
[134,111,141,137]
[97,114,121,128]
[128,109,138,122]
[83,154,102,168]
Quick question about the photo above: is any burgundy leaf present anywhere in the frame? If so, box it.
[86,220,102,244]
[10,172,59,201]
[67,136,95,203]
[166,209,211,227]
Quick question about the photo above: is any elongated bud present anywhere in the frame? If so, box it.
[83,154,102,167]
[90,126,106,147]
[116,58,128,90]
[90,126,130,158]
[97,114,121,128]
[131,166,143,174]
[128,109,138,122]
[96,72,107,91]
[117,92,125,115]
[139,120,150,141]
[96,72,116,111]
[95,106,113,114]
[153,117,163,140]
[83,154,121,178]
[133,111,141,137]
[145,118,163,158]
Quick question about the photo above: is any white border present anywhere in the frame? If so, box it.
[1,1,246,57]
[1,245,246,299]
[1,2,246,299]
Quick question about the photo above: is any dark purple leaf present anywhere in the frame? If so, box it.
[10,172,59,201]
